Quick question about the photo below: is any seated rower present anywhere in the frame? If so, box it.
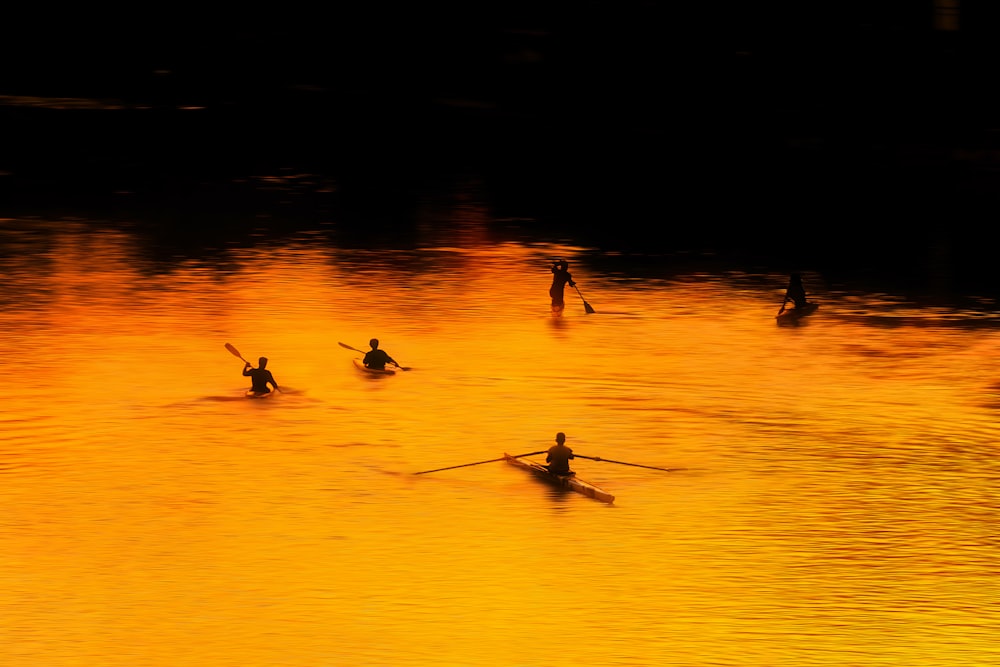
[546,432,576,476]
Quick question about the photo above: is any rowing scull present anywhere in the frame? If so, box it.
[503,452,615,504]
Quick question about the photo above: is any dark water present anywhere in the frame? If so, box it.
[3,98,998,301]
[4,6,1000,299]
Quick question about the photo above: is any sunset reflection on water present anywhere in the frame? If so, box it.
[2,218,998,667]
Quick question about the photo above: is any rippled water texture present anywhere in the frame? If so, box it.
[2,216,998,667]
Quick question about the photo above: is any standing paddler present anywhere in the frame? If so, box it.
[549,259,576,315]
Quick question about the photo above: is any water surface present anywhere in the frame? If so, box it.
[2,214,998,667]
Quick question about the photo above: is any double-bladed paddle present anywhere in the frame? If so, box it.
[414,451,545,475]
[338,341,410,371]
[573,454,684,472]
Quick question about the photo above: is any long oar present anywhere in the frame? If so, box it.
[573,454,684,472]
[414,451,545,475]
[225,342,250,364]
[338,341,410,371]
[573,284,596,314]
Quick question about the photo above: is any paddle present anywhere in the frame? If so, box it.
[225,342,281,392]
[338,341,410,371]
[573,284,596,314]
[777,295,789,316]
[225,342,250,365]
[414,451,545,475]
[573,454,684,473]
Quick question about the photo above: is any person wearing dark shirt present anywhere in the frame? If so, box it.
[549,259,576,314]
[363,338,398,370]
[781,273,809,312]
[243,356,279,394]
[546,432,575,475]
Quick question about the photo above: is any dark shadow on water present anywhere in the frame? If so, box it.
[197,395,251,403]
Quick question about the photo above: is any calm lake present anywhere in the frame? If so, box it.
[2,194,998,667]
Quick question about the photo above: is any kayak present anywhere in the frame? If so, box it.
[245,389,275,399]
[504,453,615,504]
[353,358,396,375]
[776,301,819,326]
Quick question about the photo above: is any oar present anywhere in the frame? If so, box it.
[414,451,545,475]
[573,284,596,314]
[777,295,789,316]
[573,454,684,472]
[225,342,250,364]
[338,341,411,371]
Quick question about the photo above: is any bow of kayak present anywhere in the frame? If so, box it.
[776,301,819,326]
[353,358,396,375]
[245,389,275,399]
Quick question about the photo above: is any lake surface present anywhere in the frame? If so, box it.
[2,204,998,667]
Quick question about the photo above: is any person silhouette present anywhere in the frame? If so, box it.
[243,356,279,394]
[549,260,576,314]
[780,273,809,313]
[546,432,575,475]
[363,338,399,370]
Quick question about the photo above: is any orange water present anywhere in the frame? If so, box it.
[2,218,998,666]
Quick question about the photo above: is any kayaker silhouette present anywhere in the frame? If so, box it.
[546,432,576,475]
[549,259,576,314]
[243,356,279,395]
[363,338,399,370]
[779,273,809,313]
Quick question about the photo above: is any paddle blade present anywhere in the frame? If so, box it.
[574,285,596,314]
[225,343,247,361]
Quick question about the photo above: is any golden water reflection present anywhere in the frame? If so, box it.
[2,220,998,666]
